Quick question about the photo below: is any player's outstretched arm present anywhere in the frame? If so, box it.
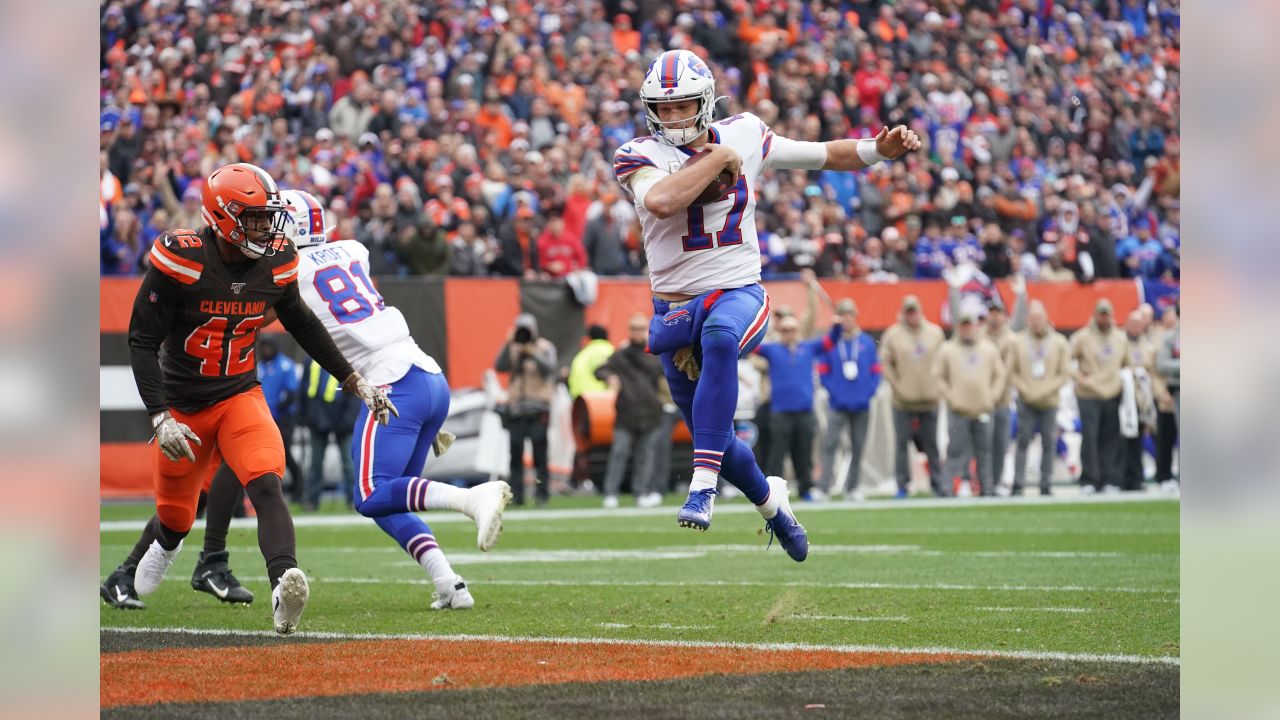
[642,143,742,219]
[822,126,922,172]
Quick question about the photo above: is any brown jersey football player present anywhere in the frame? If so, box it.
[122,163,396,634]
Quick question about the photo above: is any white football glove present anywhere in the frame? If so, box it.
[151,411,202,462]
[343,372,399,426]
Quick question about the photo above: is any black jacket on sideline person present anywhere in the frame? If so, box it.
[596,342,664,433]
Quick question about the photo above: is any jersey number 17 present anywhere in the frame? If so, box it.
[682,177,748,252]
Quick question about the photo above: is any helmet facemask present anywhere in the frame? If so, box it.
[644,85,718,147]
[224,201,287,258]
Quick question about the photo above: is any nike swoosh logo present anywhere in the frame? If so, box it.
[115,587,129,603]
[207,579,229,598]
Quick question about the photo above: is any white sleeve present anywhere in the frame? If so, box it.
[623,166,664,209]
[763,133,828,171]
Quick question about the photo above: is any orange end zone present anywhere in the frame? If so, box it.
[102,638,975,709]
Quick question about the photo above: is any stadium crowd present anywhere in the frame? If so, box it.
[100,0,1180,288]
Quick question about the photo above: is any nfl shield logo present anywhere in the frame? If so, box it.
[231,282,246,295]
[148,291,158,303]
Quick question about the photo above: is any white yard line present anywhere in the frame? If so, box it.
[99,493,1177,533]
[789,614,912,623]
[152,574,1180,596]
[99,625,1180,666]
[978,607,1096,613]
[101,542,1174,563]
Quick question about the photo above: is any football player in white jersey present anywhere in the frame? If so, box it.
[284,189,512,609]
[614,49,919,561]
[102,190,514,614]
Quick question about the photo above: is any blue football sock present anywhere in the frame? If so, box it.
[354,476,436,517]
[372,512,438,561]
[719,437,771,505]
[690,327,770,505]
[689,327,738,470]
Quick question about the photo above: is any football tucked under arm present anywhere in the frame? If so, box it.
[682,149,736,206]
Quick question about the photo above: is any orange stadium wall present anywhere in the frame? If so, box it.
[100,276,1140,498]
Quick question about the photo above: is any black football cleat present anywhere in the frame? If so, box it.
[101,567,146,610]
[191,550,255,604]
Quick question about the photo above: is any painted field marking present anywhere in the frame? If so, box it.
[99,625,1180,666]
[149,574,1180,596]
[99,493,1177,533]
[101,543,1176,563]
[978,606,1095,614]
[790,614,912,623]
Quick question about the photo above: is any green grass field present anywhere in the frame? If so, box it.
[100,495,1179,718]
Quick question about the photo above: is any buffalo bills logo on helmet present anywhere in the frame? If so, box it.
[663,309,692,325]
[687,56,711,79]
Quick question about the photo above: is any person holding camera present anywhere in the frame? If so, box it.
[495,313,558,506]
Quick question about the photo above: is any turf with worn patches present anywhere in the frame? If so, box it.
[102,637,969,708]
[102,498,1179,658]
[101,658,1179,720]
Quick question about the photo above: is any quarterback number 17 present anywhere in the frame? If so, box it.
[681,177,748,252]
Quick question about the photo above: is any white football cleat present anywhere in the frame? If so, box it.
[466,480,512,552]
[134,539,182,596]
[602,495,619,509]
[272,568,310,635]
[845,488,866,502]
[430,577,474,610]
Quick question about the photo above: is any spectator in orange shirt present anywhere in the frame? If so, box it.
[872,5,908,44]
[611,15,640,55]
[475,94,514,149]
[537,208,587,280]
[561,176,593,245]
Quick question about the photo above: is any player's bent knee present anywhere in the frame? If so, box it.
[244,472,286,506]
[240,447,286,483]
[351,493,378,518]
[156,503,196,534]
[701,326,740,356]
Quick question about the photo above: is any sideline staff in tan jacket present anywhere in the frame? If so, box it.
[935,311,1006,496]
[879,295,946,496]
[1069,299,1130,493]
[1007,301,1071,495]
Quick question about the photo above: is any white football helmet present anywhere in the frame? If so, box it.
[640,49,722,147]
[280,189,333,248]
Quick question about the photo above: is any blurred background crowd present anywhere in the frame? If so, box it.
[99,0,1180,287]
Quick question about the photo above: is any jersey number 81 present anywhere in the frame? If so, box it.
[314,261,385,324]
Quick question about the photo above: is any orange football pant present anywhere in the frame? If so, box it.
[153,386,285,532]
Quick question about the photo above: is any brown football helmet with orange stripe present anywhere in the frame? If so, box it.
[200,163,288,258]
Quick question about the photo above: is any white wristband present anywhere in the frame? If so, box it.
[856,138,888,166]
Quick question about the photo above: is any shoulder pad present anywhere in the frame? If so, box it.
[270,242,300,286]
[614,141,659,181]
[148,230,205,285]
